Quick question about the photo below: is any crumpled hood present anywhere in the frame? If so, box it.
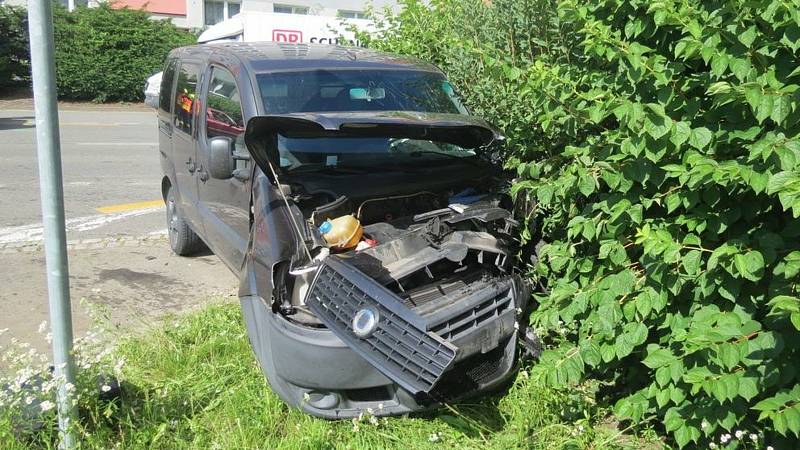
[243,111,504,176]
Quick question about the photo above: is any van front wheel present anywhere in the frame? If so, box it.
[166,187,203,256]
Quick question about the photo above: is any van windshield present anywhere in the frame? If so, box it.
[256,69,469,115]
[278,136,477,171]
[256,69,478,171]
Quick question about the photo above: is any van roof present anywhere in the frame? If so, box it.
[172,42,442,74]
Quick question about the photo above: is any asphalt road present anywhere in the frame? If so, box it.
[1,108,163,236]
[0,107,238,360]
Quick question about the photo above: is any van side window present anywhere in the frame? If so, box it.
[173,62,201,135]
[158,58,177,113]
[205,67,245,151]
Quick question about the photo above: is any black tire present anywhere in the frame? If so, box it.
[165,187,203,256]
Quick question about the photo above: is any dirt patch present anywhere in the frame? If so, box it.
[0,243,238,359]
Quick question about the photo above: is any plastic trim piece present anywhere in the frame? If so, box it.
[304,257,457,395]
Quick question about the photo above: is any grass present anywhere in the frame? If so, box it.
[0,302,661,449]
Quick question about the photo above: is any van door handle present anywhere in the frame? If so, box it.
[186,159,196,173]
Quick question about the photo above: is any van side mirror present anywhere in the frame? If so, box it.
[208,136,235,179]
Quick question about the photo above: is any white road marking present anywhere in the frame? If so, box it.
[0,207,162,244]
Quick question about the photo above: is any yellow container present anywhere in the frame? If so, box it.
[319,215,363,250]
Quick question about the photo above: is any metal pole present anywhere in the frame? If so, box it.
[27,0,77,448]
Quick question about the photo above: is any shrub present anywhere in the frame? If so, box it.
[370,1,800,448]
[0,5,30,88]
[52,4,195,102]
[0,4,195,101]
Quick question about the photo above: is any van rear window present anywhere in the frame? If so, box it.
[159,59,177,113]
[256,70,469,115]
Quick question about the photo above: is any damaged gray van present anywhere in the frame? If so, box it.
[157,42,533,419]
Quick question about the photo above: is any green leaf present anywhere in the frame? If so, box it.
[645,113,671,140]
[730,58,752,82]
[785,405,800,435]
[738,376,759,401]
[578,174,595,197]
[674,423,699,448]
[670,121,691,147]
[688,127,713,149]
[771,95,792,125]
[642,347,675,368]
[738,26,757,48]
[665,193,681,213]
[711,53,729,78]
[615,336,634,359]
[792,313,800,331]
[635,290,652,317]
[767,171,798,194]
[717,343,740,370]
[628,322,648,346]
[756,94,775,123]
[655,366,671,386]
[734,250,765,281]
[681,250,702,275]
[744,85,762,111]
[656,388,671,408]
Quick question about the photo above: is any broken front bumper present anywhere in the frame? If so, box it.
[240,258,527,419]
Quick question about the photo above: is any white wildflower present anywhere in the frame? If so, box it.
[101,385,111,393]
[734,430,743,439]
[701,420,708,429]
[428,432,441,442]
[767,446,774,450]
[37,321,48,334]
[749,433,757,442]
[369,415,378,426]
[377,403,384,411]
[24,396,34,405]
[720,434,730,444]
[709,443,717,449]
[40,400,55,412]
[65,383,75,392]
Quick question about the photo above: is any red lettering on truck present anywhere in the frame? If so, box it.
[272,29,303,43]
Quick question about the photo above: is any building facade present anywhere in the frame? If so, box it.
[0,0,398,29]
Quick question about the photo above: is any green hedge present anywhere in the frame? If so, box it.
[0,4,195,102]
[369,1,800,448]
[0,5,30,89]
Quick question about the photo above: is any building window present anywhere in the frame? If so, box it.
[205,0,241,26]
[338,10,367,19]
[273,4,309,15]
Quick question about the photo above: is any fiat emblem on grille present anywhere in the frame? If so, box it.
[352,308,379,338]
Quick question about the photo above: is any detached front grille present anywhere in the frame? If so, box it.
[305,257,457,395]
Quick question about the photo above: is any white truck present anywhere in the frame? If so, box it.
[144,11,373,107]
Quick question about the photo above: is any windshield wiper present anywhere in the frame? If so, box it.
[285,164,370,174]
[407,150,484,166]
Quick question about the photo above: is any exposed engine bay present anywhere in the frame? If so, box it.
[273,176,529,398]
[240,111,536,417]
